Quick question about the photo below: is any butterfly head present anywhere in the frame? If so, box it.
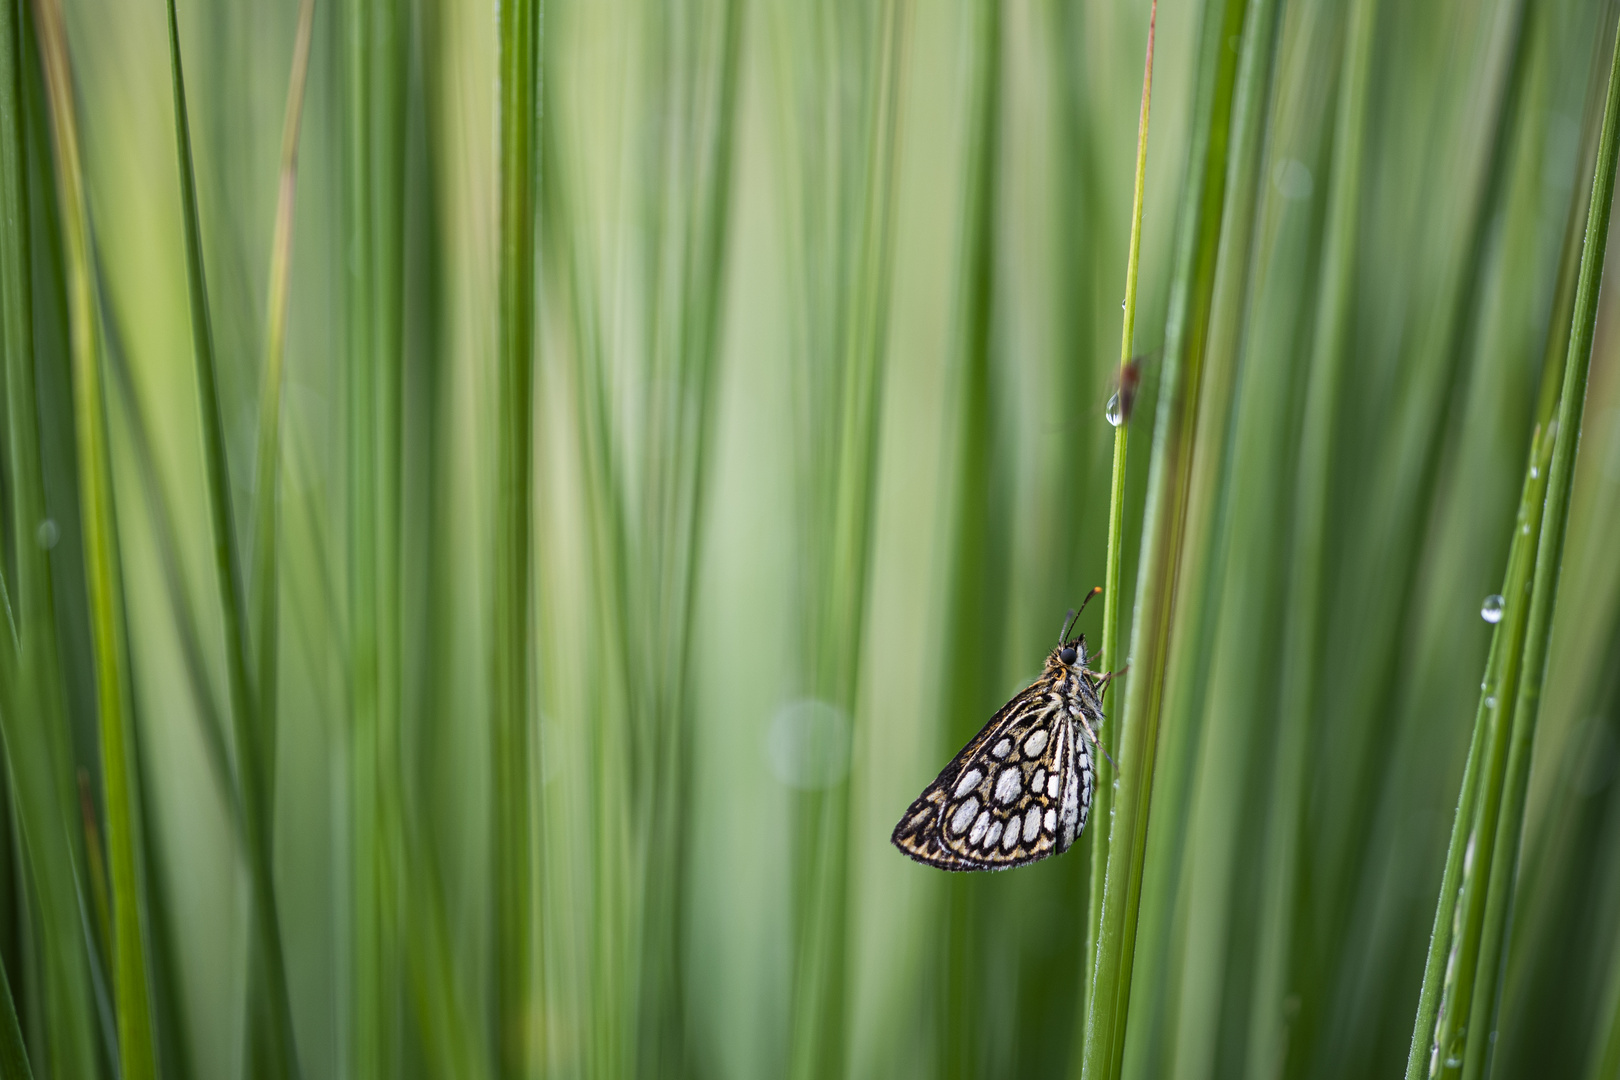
[1053,589,1102,670]
[1052,635,1087,672]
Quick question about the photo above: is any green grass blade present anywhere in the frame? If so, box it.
[1587,862,1620,1080]
[1459,13,1620,1077]
[101,303,240,835]
[1083,0,1154,1054]
[1411,8,1617,1076]
[1253,0,1378,1071]
[932,3,1003,1075]
[0,2,100,1071]
[251,0,315,830]
[244,1,315,1072]
[33,0,156,1073]
[495,0,540,1073]
[344,0,393,1072]
[159,1,301,1074]
[1080,0,1248,1073]
[0,943,33,1080]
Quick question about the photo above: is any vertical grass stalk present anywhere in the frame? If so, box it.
[780,1,908,1076]
[345,0,385,1073]
[1080,0,1249,1073]
[0,2,100,1071]
[1411,6,1620,1076]
[1250,0,1378,1071]
[1459,14,1620,1076]
[934,2,1003,1075]
[495,0,540,1074]
[160,0,302,1074]
[0,954,31,1079]
[247,0,316,1073]
[1082,0,1154,1044]
[34,0,158,1073]
[251,0,316,847]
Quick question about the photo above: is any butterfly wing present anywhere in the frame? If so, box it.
[892,684,1095,871]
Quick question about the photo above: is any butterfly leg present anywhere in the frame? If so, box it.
[1076,713,1117,770]
[1091,664,1131,700]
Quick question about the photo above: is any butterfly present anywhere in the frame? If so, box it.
[891,592,1114,871]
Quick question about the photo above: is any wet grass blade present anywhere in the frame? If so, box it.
[1460,11,1620,1077]
[1080,0,1248,1073]
[33,0,157,1072]
[1411,4,1620,1076]
[1083,0,1154,1047]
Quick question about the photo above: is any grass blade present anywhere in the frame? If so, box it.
[933,2,1003,1074]
[0,944,32,1079]
[495,0,540,1073]
[159,0,302,1074]
[1081,0,1248,1073]
[0,1,100,1071]
[251,0,316,842]
[1459,12,1620,1077]
[1409,6,1619,1076]
[1251,0,1378,1070]
[33,0,157,1072]
[1082,0,1154,1052]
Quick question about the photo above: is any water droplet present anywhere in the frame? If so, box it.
[35,519,58,550]
[765,699,851,790]
[1105,392,1123,427]
[1530,465,1538,479]
[1522,522,1530,534]
[1481,594,1504,623]
[1121,298,1127,311]
[1445,1056,1462,1069]
[1485,696,1497,709]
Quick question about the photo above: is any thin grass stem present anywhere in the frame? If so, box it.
[0,2,100,1070]
[33,0,157,1072]
[495,0,541,1074]
[1081,0,1248,1073]
[1252,0,1378,1070]
[0,950,32,1080]
[1458,14,1620,1077]
[1083,0,1154,1046]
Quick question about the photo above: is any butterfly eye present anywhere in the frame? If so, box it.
[1059,647,1077,666]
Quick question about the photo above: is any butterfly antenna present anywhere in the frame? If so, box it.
[1058,608,1077,645]
[1065,586,1103,642]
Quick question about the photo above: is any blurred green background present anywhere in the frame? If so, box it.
[2,0,1620,1077]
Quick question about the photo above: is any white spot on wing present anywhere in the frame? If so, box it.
[984,820,1003,849]
[992,738,1013,759]
[994,768,1022,805]
[1001,820,1020,850]
[1033,768,1046,792]
[1023,729,1049,756]
[969,810,990,845]
[950,798,979,835]
[1023,807,1040,842]
[1044,808,1057,833]
[954,768,983,798]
